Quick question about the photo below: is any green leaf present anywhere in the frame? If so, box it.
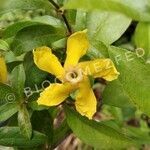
[65,106,135,149]
[102,80,134,108]
[3,16,65,39]
[51,38,66,49]
[18,105,32,139]
[64,0,150,22]
[5,51,17,63]
[10,64,25,99]
[27,93,49,111]
[0,127,47,147]
[24,52,48,89]
[0,39,9,51]
[31,110,53,144]
[87,11,131,44]
[108,46,150,116]
[123,127,150,144]
[74,9,87,31]
[0,0,52,15]
[10,24,65,56]
[28,100,49,111]
[134,22,150,60]
[66,9,76,25]
[0,103,18,122]
[7,61,22,73]
[88,41,109,58]
[0,83,16,105]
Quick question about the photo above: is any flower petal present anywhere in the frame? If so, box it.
[78,59,119,81]
[37,83,78,106]
[33,46,64,79]
[75,77,97,119]
[64,30,90,68]
[0,56,7,83]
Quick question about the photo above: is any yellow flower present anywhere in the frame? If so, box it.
[0,55,7,83]
[33,30,119,119]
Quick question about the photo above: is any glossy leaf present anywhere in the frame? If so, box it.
[123,127,150,144]
[0,39,9,51]
[18,105,32,139]
[3,16,65,39]
[31,110,53,144]
[102,80,134,108]
[108,46,150,115]
[10,24,65,56]
[0,0,52,16]
[7,61,22,73]
[74,9,87,31]
[23,52,48,89]
[0,83,16,105]
[10,64,25,99]
[0,103,18,122]
[65,106,135,149]
[134,22,150,60]
[87,11,131,44]
[0,127,47,147]
[64,0,150,22]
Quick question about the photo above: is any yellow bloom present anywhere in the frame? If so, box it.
[0,56,7,83]
[33,30,119,119]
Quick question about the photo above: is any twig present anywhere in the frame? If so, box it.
[49,0,72,35]
[49,0,60,9]
[61,14,72,34]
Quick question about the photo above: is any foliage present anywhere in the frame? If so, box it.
[0,0,150,149]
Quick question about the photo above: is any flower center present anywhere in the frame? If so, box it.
[64,67,83,84]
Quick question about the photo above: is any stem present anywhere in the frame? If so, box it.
[61,14,72,34]
[49,0,59,9]
[49,0,72,35]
